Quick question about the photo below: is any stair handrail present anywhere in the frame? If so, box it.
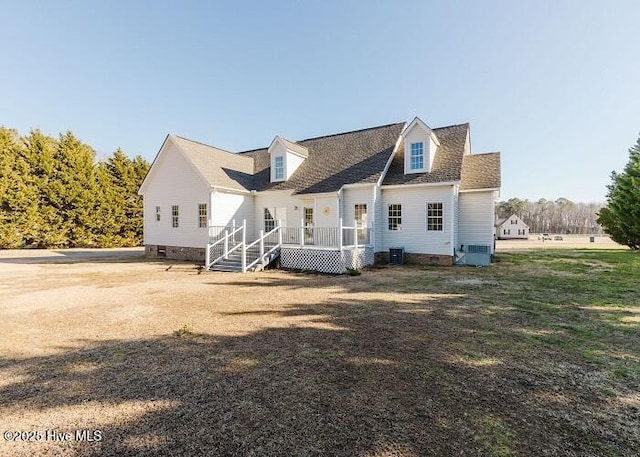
[245,225,281,271]
[206,224,245,269]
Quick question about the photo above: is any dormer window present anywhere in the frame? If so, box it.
[268,136,309,183]
[410,142,424,170]
[401,117,439,175]
[274,156,284,180]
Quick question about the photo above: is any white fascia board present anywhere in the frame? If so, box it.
[430,131,441,146]
[341,183,376,189]
[400,117,432,138]
[266,136,281,153]
[377,131,405,187]
[381,181,459,190]
[138,134,171,195]
[211,185,251,195]
[294,191,339,197]
[458,187,500,193]
[286,148,308,159]
[268,136,307,158]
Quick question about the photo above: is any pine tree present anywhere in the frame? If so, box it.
[597,135,640,249]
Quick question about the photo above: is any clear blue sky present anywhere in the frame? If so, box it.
[2,1,639,202]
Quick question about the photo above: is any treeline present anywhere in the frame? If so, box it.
[496,198,604,234]
[0,127,149,248]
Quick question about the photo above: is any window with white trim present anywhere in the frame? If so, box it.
[171,205,179,228]
[410,142,424,170]
[426,202,443,231]
[155,206,161,222]
[274,156,284,180]
[388,204,402,230]
[198,203,207,228]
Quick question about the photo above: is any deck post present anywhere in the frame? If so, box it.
[259,230,264,258]
[300,218,304,247]
[205,243,210,269]
[223,229,228,259]
[241,219,247,272]
[278,219,283,245]
[338,218,343,250]
[354,219,359,249]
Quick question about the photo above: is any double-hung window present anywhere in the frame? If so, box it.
[171,205,179,228]
[410,142,424,170]
[388,204,402,230]
[198,203,207,228]
[426,203,443,231]
[274,156,284,180]
[155,206,161,222]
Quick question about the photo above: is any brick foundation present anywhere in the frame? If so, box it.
[375,251,453,266]
[145,245,205,262]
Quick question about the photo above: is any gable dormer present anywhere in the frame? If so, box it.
[268,136,308,182]
[401,117,440,174]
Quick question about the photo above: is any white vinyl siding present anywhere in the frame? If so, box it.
[142,142,210,248]
[458,191,497,253]
[342,186,374,229]
[380,185,454,255]
[210,191,254,237]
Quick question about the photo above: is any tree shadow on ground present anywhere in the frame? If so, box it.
[1,286,637,456]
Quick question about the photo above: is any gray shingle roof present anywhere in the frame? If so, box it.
[241,123,405,194]
[460,152,501,190]
[381,123,469,186]
[169,121,500,194]
[173,136,254,191]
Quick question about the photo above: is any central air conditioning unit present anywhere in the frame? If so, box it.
[389,247,404,265]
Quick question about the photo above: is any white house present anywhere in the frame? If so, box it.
[495,214,529,239]
[138,117,501,272]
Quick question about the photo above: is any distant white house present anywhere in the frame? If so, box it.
[138,117,501,272]
[496,214,529,239]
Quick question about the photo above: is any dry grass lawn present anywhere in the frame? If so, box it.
[0,249,638,456]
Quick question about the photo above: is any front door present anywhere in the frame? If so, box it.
[355,204,368,244]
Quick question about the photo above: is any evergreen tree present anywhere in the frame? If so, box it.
[597,135,640,249]
[1,126,150,249]
[42,131,99,247]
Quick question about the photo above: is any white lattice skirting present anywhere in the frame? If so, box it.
[281,246,374,274]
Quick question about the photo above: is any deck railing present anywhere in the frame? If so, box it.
[280,226,371,248]
[206,219,373,272]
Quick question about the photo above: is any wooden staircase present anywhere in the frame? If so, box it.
[209,247,280,272]
[205,221,282,273]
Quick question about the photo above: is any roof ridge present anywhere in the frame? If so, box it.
[298,121,405,143]
[470,151,501,156]
[236,122,405,154]
[432,122,470,131]
[173,135,238,155]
